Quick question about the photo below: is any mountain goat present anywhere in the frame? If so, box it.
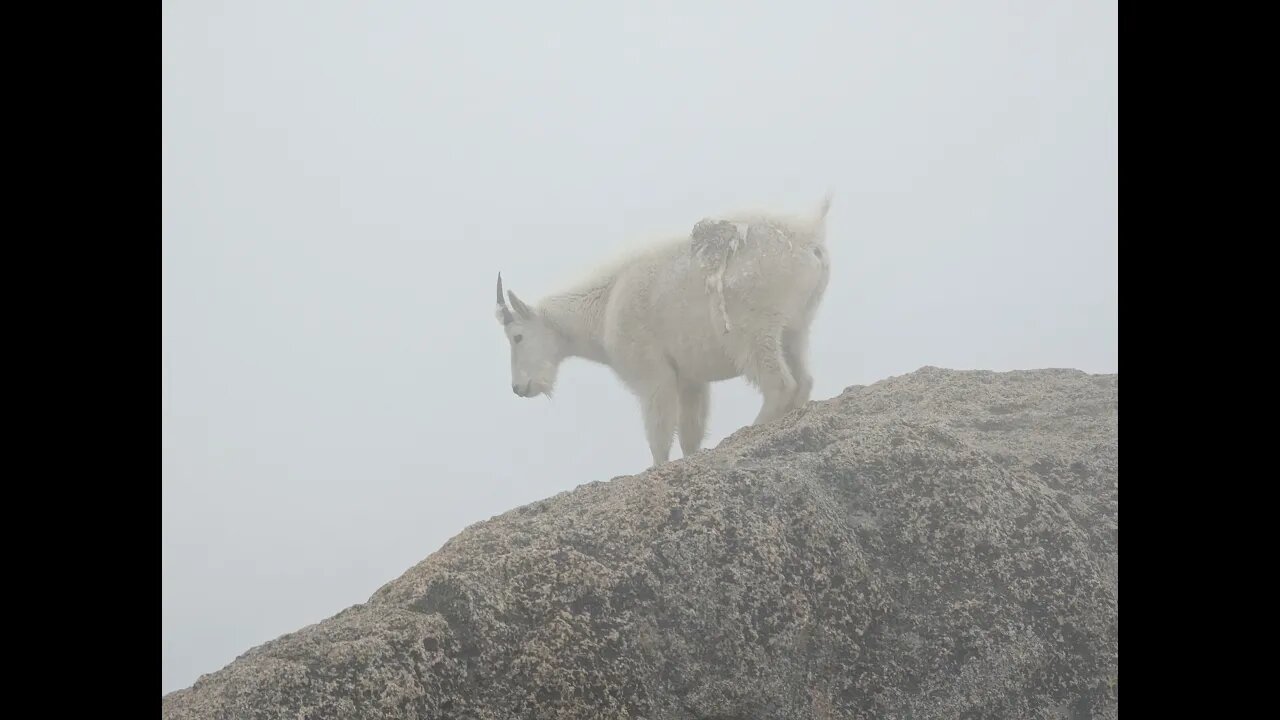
[495,195,833,467]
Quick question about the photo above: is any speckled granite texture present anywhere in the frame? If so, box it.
[162,366,1118,719]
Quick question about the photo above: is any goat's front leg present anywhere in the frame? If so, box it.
[616,342,681,468]
[642,381,679,467]
[678,381,710,458]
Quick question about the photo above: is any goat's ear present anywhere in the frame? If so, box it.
[507,290,535,320]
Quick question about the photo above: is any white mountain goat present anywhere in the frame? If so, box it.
[495,196,833,467]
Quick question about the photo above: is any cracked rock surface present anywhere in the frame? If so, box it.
[162,366,1118,719]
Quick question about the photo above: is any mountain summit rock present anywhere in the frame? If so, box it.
[162,366,1118,719]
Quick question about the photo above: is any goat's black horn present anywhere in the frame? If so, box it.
[496,273,514,324]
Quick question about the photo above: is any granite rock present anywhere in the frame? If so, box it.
[162,366,1118,719]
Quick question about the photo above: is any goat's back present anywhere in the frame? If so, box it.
[601,218,829,380]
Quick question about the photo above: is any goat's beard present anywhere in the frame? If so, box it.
[535,363,559,398]
[519,374,557,399]
[529,378,556,399]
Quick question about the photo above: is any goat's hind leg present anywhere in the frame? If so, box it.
[742,325,797,426]
[782,326,813,412]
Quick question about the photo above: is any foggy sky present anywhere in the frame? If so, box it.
[162,0,1117,694]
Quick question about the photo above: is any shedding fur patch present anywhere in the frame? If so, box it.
[690,219,741,334]
[691,219,795,334]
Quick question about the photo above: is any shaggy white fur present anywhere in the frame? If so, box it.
[496,195,833,467]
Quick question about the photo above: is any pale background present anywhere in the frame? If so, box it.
[162,0,1118,693]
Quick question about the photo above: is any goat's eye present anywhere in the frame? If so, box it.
[513,334,523,343]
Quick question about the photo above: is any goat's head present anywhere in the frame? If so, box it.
[495,273,561,398]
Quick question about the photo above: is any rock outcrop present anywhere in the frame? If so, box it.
[162,367,1118,719]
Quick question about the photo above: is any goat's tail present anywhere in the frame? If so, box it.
[719,192,833,239]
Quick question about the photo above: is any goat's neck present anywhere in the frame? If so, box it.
[538,285,611,365]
